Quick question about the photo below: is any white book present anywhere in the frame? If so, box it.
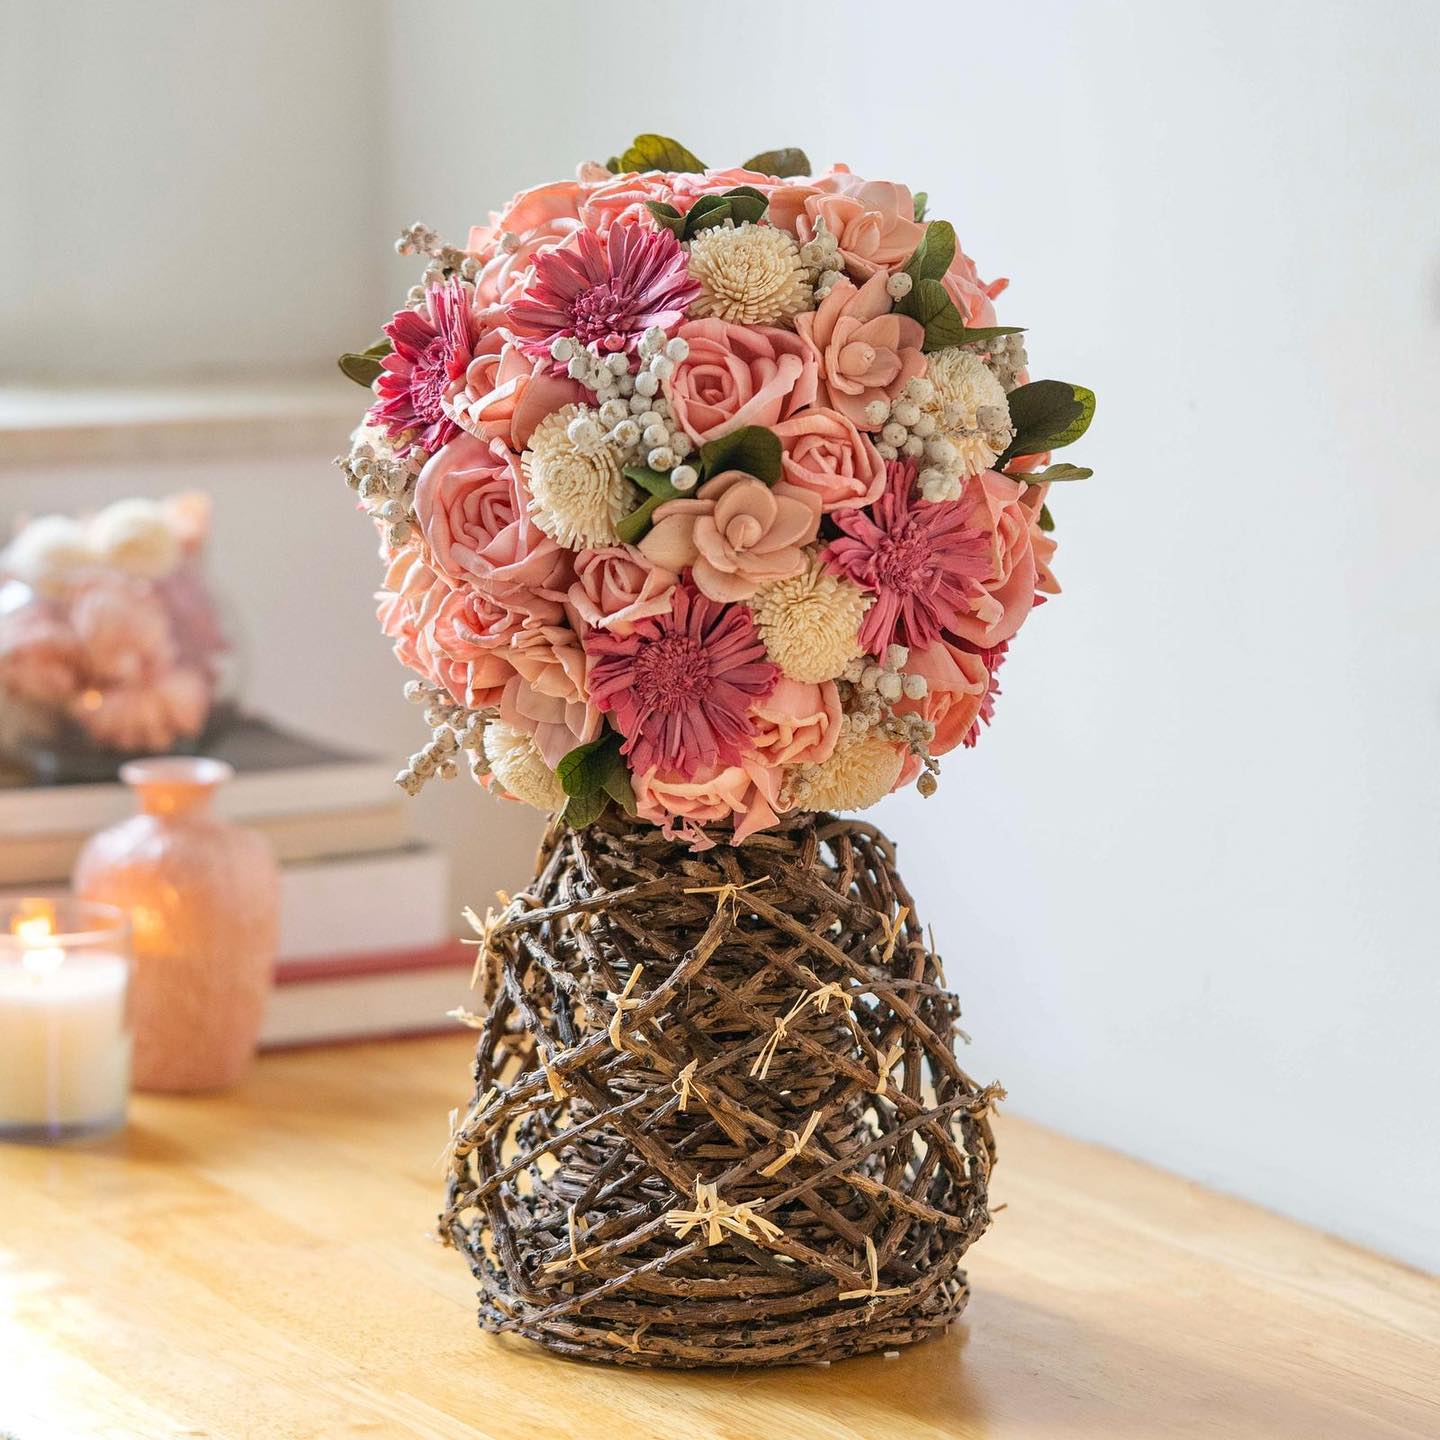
[276,846,451,961]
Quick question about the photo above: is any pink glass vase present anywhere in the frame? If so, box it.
[73,756,280,1092]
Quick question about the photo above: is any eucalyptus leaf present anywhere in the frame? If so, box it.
[563,788,610,828]
[337,339,391,387]
[644,201,687,240]
[615,492,668,544]
[999,381,1097,462]
[622,464,681,500]
[698,425,782,483]
[740,147,811,178]
[619,134,706,174]
[913,191,929,222]
[556,735,613,797]
[901,220,956,284]
[1011,462,1093,485]
[1038,503,1056,533]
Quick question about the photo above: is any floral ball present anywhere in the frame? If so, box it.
[339,139,1094,848]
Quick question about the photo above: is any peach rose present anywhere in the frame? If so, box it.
[894,641,989,757]
[942,243,1008,328]
[795,273,925,429]
[749,677,841,766]
[664,319,818,444]
[467,180,586,303]
[567,545,678,635]
[446,339,584,454]
[772,407,886,512]
[770,172,925,279]
[946,471,1041,648]
[1022,483,1061,598]
[413,434,571,603]
[71,579,175,686]
[0,609,82,705]
[668,167,780,200]
[420,585,538,710]
[501,623,602,767]
[577,172,688,234]
[639,471,820,602]
[376,543,446,683]
[72,667,209,752]
[633,759,782,849]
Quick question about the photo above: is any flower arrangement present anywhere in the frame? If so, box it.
[0,494,230,770]
[339,137,1094,848]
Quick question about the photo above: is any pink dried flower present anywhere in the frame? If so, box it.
[369,278,477,455]
[963,642,1008,748]
[822,460,995,655]
[508,225,700,366]
[585,581,777,780]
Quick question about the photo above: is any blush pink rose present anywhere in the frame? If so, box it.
[376,543,447,684]
[664,319,818,444]
[772,407,886,512]
[639,471,820,602]
[71,579,175,686]
[72,667,209,752]
[769,174,925,279]
[413,434,572,603]
[421,585,553,711]
[567,545,678,636]
[633,759,782,849]
[467,180,586,304]
[0,610,82,705]
[795,273,925,429]
[668,167,780,199]
[748,677,841,766]
[945,471,1041,648]
[446,338,584,454]
[502,623,601,767]
[894,641,989,757]
[578,172,690,234]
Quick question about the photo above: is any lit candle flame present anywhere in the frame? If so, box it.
[13,912,65,977]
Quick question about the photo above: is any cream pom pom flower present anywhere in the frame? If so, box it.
[687,223,812,327]
[2,514,96,590]
[87,498,182,580]
[790,730,904,812]
[522,404,634,550]
[749,555,870,683]
[483,721,566,812]
[920,348,1014,472]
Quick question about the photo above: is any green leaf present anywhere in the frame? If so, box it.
[698,426,782,483]
[682,195,732,236]
[563,788,610,828]
[622,464,681,500]
[955,325,1027,345]
[337,339,390,387]
[556,735,613,797]
[895,278,970,352]
[619,134,706,174]
[722,185,769,225]
[615,492,669,544]
[1038,503,1056,533]
[644,201,686,240]
[902,220,956,284]
[999,381,1097,462]
[912,191,929,222]
[741,147,811,178]
[597,747,638,817]
[1010,462,1093,485]
[605,156,622,174]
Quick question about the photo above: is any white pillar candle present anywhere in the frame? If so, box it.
[0,902,132,1141]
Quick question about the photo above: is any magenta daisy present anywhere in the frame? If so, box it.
[822,460,996,656]
[369,278,476,455]
[507,225,700,366]
[585,580,777,779]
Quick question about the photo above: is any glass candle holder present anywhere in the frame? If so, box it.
[0,898,132,1142]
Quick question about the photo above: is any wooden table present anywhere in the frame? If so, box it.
[2,1036,1435,1439]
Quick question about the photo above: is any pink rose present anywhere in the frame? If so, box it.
[578,172,688,234]
[664,318,818,444]
[770,175,925,279]
[422,585,551,710]
[71,579,175,686]
[749,677,841,766]
[446,339,584,454]
[633,759,782,849]
[502,623,601,767]
[668,167,780,199]
[567,545,678,635]
[72,667,209,752]
[942,245,1007,328]
[0,609,82,705]
[795,273,925,429]
[640,472,819,602]
[945,472,1041,648]
[376,544,445,683]
[413,434,571,603]
[772,407,886,512]
[893,641,989,757]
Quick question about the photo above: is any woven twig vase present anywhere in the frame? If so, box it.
[440,811,999,1368]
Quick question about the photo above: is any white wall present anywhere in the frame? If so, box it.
[4,0,1436,1269]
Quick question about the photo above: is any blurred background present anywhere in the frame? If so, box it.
[3,0,1437,1269]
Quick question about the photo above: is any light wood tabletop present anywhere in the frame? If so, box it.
[1,1034,1435,1440]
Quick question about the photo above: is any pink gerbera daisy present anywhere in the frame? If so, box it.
[508,225,700,367]
[585,580,777,779]
[369,278,476,455]
[822,460,995,655]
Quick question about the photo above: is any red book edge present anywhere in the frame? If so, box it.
[273,939,473,986]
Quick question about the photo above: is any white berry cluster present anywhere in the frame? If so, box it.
[842,643,929,704]
[798,216,846,301]
[394,679,489,796]
[980,331,1029,392]
[862,376,970,502]
[395,221,479,304]
[337,430,424,549]
[552,328,702,488]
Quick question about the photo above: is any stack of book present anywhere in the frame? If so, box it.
[0,717,473,1048]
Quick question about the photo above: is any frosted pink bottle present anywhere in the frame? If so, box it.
[74,757,280,1091]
